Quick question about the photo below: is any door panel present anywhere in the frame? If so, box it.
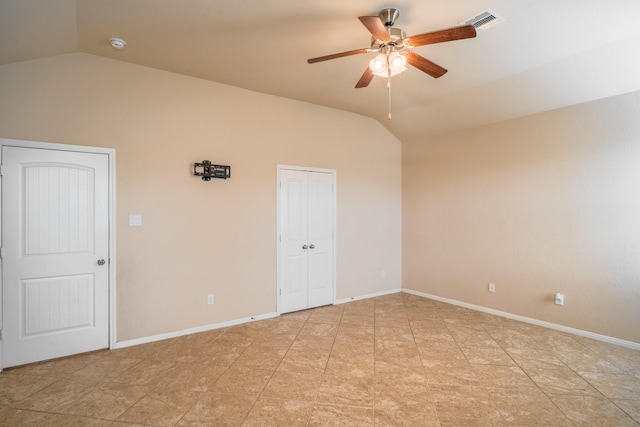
[307,172,334,308]
[24,165,93,254]
[23,275,95,336]
[280,170,309,313]
[2,146,109,368]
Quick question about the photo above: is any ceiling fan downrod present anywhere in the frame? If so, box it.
[380,8,401,121]
[379,8,400,27]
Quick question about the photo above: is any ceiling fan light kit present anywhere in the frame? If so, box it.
[369,51,406,78]
[307,7,477,118]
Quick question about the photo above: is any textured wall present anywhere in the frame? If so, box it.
[403,91,640,343]
[0,53,402,342]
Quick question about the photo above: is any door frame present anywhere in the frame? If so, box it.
[0,138,116,370]
[276,164,336,314]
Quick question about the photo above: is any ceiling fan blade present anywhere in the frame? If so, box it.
[405,52,448,78]
[358,16,391,41]
[355,67,374,88]
[406,24,476,47]
[307,48,369,64]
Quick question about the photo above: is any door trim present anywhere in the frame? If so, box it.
[276,165,336,314]
[0,138,116,370]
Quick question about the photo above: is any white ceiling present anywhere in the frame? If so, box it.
[2,0,640,143]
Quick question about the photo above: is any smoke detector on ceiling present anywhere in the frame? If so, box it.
[461,8,505,32]
[109,37,126,49]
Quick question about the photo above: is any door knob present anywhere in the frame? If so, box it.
[309,244,315,249]
[97,259,106,266]
[302,245,308,250]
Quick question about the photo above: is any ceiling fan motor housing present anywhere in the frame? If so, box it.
[370,27,407,50]
[371,8,407,50]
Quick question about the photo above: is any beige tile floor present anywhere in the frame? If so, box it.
[1,293,639,426]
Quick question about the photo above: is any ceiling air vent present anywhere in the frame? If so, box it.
[461,8,505,32]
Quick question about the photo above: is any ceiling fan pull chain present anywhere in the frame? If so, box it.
[387,76,392,120]
[385,52,392,120]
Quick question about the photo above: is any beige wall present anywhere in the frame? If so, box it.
[403,91,640,343]
[0,53,402,342]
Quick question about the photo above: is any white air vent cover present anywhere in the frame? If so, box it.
[461,8,505,32]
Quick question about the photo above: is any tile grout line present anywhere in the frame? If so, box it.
[310,306,345,426]
[244,314,306,426]
[406,297,444,426]
[372,298,378,424]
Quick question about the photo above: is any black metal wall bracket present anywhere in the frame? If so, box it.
[194,160,231,181]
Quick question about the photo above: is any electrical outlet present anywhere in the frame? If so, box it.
[380,269,386,279]
[207,294,215,305]
[488,283,496,293]
[555,292,564,306]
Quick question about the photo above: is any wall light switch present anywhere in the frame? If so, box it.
[129,214,142,226]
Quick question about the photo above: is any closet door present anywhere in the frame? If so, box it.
[278,168,334,313]
[306,172,334,308]
[279,170,309,313]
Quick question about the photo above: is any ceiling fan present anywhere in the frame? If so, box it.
[307,8,477,88]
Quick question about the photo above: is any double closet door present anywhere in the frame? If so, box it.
[278,168,335,314]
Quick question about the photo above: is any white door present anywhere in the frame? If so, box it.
[1,146,110,368]
[306,172,334,307]
[279,168,334,313]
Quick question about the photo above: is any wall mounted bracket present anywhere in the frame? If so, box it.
[194,160,230,181]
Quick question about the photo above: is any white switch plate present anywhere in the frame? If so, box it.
[489,283,496,293]
[207,294,215,305]
[129,214,142,226]
[555,292,564,305]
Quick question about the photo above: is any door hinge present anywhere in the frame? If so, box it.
[0,247,3,258]
[0,329,3,340]
[0,164,4,176]
[279,288,282,296]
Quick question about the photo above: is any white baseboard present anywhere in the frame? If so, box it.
[115,289,404,350]
[402,288,640,351]
[115,287,638,352]
[114,311,279,349]
[335,288,402,305]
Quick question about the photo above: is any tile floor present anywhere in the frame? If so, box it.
[1,293,639,426]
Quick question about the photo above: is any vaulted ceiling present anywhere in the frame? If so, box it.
[2,0,640,143]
